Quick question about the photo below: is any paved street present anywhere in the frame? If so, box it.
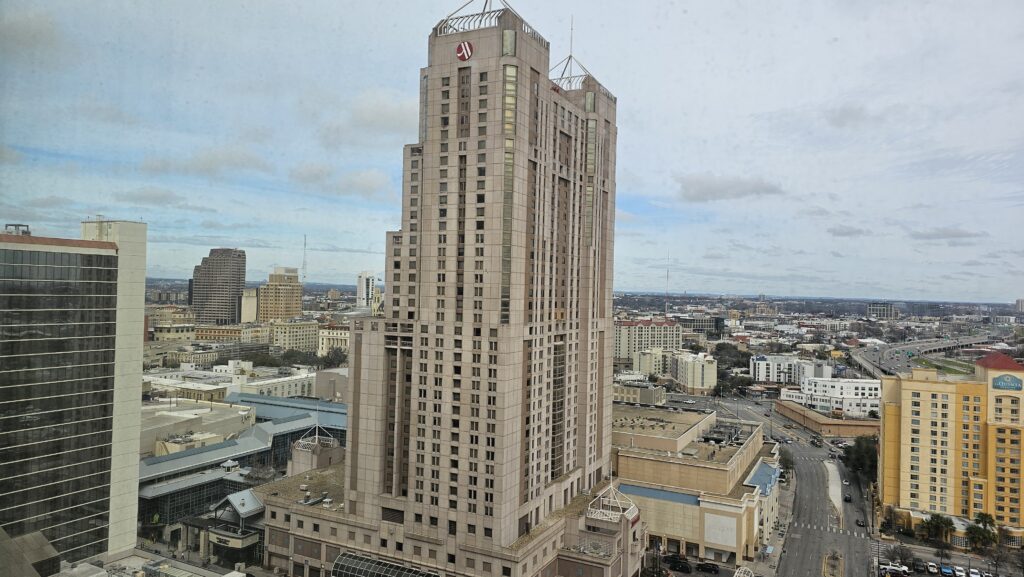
[706,395,874,577]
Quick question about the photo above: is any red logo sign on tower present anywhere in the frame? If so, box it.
[456,41,474,61]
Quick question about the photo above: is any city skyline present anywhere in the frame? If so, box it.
[3,0,1024,302]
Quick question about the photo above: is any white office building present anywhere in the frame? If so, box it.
[780,377,881,418]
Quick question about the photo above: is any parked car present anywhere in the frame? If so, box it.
[695,562,720,574]
[968,569,981,577]
[912,559,927,573]
[926,562,939,574]
[953,566,966,577]
[661,554,683,564]
[669,560,692,573]
[882,561,910,576]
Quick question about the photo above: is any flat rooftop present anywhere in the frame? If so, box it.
[141,398,253,428]
[612,405,706,439]
[255,460,346,510]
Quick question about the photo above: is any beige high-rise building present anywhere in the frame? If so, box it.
[257,266,302,321]
[260,4,643,577]
[879,352,1024,548]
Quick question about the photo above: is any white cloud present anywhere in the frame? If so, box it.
[674,174,785,203]
[141,146,272,178]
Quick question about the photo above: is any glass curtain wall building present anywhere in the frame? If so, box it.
[0,220,146,564]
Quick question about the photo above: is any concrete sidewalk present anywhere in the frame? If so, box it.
[743,470,796,576]
[824,461,843,525]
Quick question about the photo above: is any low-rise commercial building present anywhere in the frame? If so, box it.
[749,355,831,385]
[670,351,718,396]
[147,360,316,399]
[317,324,350,356]
[195,323,271,344]
[611,406,780,564]
[879,352,1024,548]
[632,349,718,395]
[614,382,667,405]
[779,377,880,418]
[270,319,319,353]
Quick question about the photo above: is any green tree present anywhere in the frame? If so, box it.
[885,544,913,566]
[966,524,995,552]
[318,347,347,369]
[842,435,879,483]
[779,447,795,473]
[281,349,319,365]
[868,409,879,419]
[923,513,956,544]
[975,512,996,532]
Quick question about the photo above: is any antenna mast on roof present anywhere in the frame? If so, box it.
[665,253,670,316]
[302,234,308,284]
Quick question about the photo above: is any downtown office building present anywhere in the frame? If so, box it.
[0,220,146,565]
[259,4,648,577]
[190,248,246,325]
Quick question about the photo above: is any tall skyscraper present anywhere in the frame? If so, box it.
[0,220,146,564]
[191,248,245,325]
[277,4,634,576]
[355,270,377,309]
[257,266,302,321]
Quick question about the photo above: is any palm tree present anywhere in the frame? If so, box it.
[966,524,994,553]
[932,513,955,544]
[975,512,996,532]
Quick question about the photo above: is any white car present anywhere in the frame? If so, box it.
[926,562,939,574]
[968,570,981,577]
[882,561,910,576]
[842,479,850,486]
[953,567,966,577]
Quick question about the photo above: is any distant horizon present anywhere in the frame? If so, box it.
[144,276,1018,307]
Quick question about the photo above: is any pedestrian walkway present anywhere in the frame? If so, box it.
[790,522,869,539]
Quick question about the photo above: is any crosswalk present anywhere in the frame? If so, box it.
[790,522,868,539]
[795,455,830,461]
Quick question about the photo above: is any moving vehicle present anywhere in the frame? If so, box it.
[842,479,851,486]
[856,518,866,527]
[844,493,852,502]
[695,562,720,574]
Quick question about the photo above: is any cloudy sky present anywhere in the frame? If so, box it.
[2,0,1023,302]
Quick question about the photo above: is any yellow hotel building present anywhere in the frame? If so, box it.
[880,352,1024,548]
